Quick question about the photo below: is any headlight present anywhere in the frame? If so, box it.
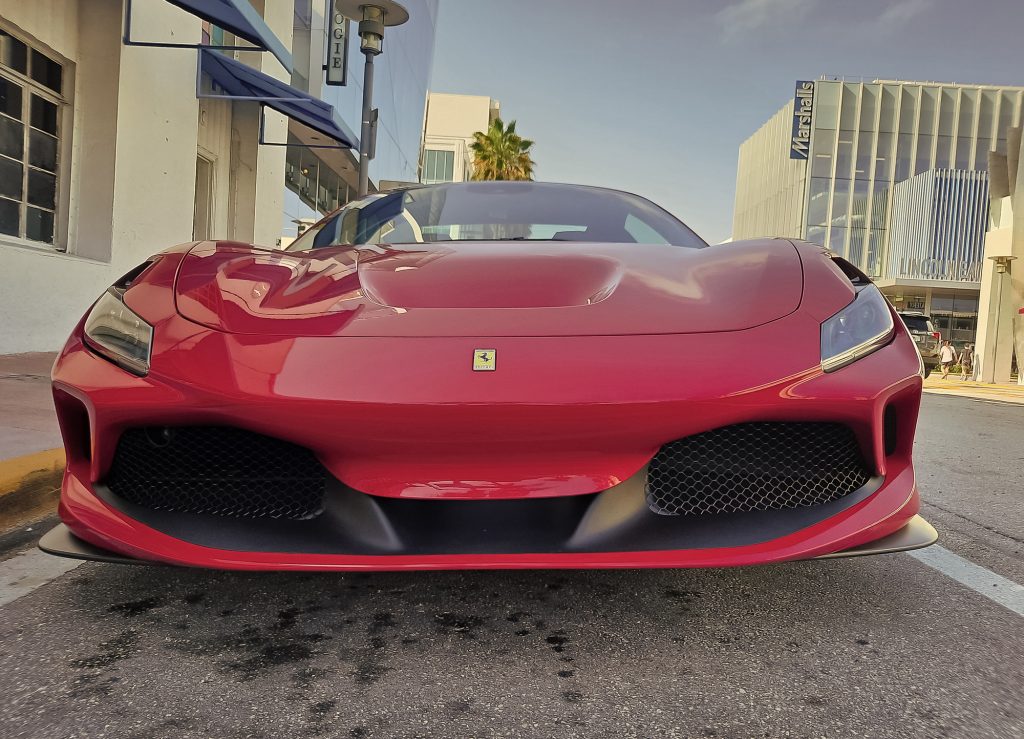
[83,289,153,376]
[820,284,894,373]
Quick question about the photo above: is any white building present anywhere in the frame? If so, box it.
[421,92,500,184]
[0,0,436,354]
[733,78,1024,343]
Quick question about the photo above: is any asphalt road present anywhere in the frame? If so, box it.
[0,394,1022,739]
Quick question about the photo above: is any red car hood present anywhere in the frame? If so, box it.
[174,239,803,337]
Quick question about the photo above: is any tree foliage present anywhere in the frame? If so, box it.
[470,118,535,181]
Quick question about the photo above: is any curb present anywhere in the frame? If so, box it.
[922,388,1024,405]
[0,448,65,530]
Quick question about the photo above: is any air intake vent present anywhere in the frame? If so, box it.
[113,260,156,290]
[831,256,871,286]
[645,422,871,516]
[106,427,327,519]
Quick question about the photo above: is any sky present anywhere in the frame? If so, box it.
[429,0,1024,244]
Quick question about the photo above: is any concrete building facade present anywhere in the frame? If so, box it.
[977,126,1024,383]
[0,0,437,353]
[420,92,500,184]
[733,78,1024,342]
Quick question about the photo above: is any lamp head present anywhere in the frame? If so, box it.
[334,1,409,56]
[359,6,385,54]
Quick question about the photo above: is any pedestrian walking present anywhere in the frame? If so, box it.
[939,340,956,379]
[960,343,974,381]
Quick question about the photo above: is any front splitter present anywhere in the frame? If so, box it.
[38,515,937,568]
[39,524,156,566]
[814,515,937,559]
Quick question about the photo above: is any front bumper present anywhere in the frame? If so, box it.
[47,304,929,570]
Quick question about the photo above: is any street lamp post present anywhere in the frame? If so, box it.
[336,1,409,197]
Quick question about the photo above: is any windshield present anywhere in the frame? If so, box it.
[287,182,707,251]
[900,315,934,333]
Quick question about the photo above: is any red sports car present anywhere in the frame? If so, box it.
[41,182,936,570]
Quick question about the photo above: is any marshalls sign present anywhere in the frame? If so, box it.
[790,80,814,160]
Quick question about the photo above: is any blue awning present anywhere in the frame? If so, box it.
[165,0,292,70]
[198,49,358,149]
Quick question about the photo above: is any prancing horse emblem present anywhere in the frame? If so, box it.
[472,349,496,371]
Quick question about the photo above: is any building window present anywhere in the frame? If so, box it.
[865,229,884,278]
[915,134,934,175]
[828,225,847,256]
[193,155,215,241]
[895,133,913,181]
[805,225,826,246]
[935,134,953,169]
[831,178,852,227]
[848,227,867,268]
[423,149,454,184]
[975,137,992,170]
[0,30,64,246]
[854,130,875,180]
[875,131,893,181]
[835,132,855,179]
[955,136,973,170]
[810,128,835,178]
[806,177,831,227]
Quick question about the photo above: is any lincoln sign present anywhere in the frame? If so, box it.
[790,80,814,160]
[895,257,983,282]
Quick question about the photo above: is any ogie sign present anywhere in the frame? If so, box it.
[326,1,349,86]
[790,80,815,160]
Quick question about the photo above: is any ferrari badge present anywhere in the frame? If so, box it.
[473,349,496,371]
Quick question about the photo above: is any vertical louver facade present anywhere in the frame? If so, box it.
[886,169,990,282]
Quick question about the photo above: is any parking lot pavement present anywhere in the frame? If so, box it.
[914,395,1024,585]
[1,554,1022,739]
[0,395,1021,739]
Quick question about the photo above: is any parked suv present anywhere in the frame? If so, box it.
[897,311,941,373]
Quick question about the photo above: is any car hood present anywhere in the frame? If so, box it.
[173,239,803,337]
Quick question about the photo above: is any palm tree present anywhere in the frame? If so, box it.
[469,118,535,181]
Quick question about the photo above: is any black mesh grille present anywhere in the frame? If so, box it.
[106,427,327,520]
[645,423,871,517]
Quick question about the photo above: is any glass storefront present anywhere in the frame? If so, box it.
[930,291,979,344]
[883,288,980,345]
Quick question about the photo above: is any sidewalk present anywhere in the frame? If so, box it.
[1,352,60,460]
[0,353,63,529]
[923,373,1024,405]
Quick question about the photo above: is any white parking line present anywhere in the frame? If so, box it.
[909,544,1024,617]
[0,548,81,607]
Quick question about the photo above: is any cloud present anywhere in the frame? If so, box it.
[876,0,933,29]
[715,0,934,39]
[715,0,818,37]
